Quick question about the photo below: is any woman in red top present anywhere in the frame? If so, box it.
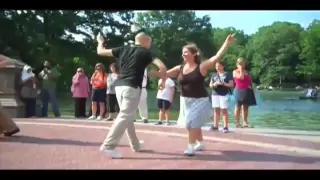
[88,63,107,121]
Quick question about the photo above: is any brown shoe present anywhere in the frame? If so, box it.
[105,114,113,121]
[4,128,20,137]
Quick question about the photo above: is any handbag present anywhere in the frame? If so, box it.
[246,76,257,106]
[21,86,37,99]
[71,84,75,93]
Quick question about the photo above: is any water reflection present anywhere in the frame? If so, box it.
[229,91,320,131]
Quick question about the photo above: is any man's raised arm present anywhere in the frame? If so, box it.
[0,60,10,67]
[0,55,12,67]
[97,42,114,57]
[96,33,122,58]
[148,58,167,79]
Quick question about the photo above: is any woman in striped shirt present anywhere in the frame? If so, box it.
[105,63,119,121]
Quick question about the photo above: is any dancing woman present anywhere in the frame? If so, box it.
[167,34,235,156]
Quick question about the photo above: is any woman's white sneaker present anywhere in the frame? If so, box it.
[183,147,195,156]
[99,146,122,159]
[87,116,96,120]
[193,143,205,151]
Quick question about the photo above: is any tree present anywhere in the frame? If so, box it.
[1,10,320,91]
[245,22,303,85]
[0,10,135,91]
[211,27,249,72]
[136,10,215,69]
[297,20,320,82]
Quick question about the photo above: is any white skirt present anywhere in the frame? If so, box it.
[177,96,211,129]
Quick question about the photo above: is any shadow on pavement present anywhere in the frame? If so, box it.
[0,135,127,147]
[126,149,320,164]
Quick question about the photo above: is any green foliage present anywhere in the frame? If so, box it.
[1,10,319,92]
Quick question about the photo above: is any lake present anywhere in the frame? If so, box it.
[144,90,320,131]
[237,91,320,131]
[59,90,320,131]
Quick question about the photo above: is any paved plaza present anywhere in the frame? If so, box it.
[1,118,320,169]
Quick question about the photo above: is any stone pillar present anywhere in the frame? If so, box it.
[0,65,25,117]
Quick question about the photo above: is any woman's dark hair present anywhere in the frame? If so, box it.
[183,43,201,64]
[109,63,119,73]
[216,61,225,67]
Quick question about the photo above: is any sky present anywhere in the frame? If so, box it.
[195,10,320,34]
[73,10,320,41]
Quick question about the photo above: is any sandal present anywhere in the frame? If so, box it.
[242,124,254,128]
[236,124,243,128]
[106,118,113,121]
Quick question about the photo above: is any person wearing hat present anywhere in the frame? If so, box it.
[20,65,38,117]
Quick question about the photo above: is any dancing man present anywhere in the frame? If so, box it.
[0,54,20,136]
[96,32,167,158]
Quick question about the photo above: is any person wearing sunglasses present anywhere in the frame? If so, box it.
[88,63,107,121]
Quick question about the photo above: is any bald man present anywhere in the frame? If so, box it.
[0,55,20,137]
[96,32,167,158]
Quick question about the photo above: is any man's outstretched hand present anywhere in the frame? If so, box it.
[96,33,105,44]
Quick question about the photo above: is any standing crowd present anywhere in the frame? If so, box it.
[1,30,257,158]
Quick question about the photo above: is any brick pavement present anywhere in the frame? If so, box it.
[1,119,320,169]
[15,118,320,150]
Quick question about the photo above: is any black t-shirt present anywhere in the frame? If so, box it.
[211,72,233,96]
[112,45,153,88]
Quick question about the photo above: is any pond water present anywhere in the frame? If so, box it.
[60,90,319,131]
[228,91,320,131]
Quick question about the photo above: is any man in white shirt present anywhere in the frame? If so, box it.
[155,77,175,125]
[136,68,149,123]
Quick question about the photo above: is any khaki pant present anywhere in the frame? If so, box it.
[101,86,141,151]
[0,103,19,134]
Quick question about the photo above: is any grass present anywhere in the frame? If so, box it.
[54,91,180,120]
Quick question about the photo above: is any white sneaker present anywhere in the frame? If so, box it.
[87,116,96,120]
[132,140,144,152]
[97,116,103,121]
[99,146,122,159]
[183,147,195,156]
[194,143,205,151]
